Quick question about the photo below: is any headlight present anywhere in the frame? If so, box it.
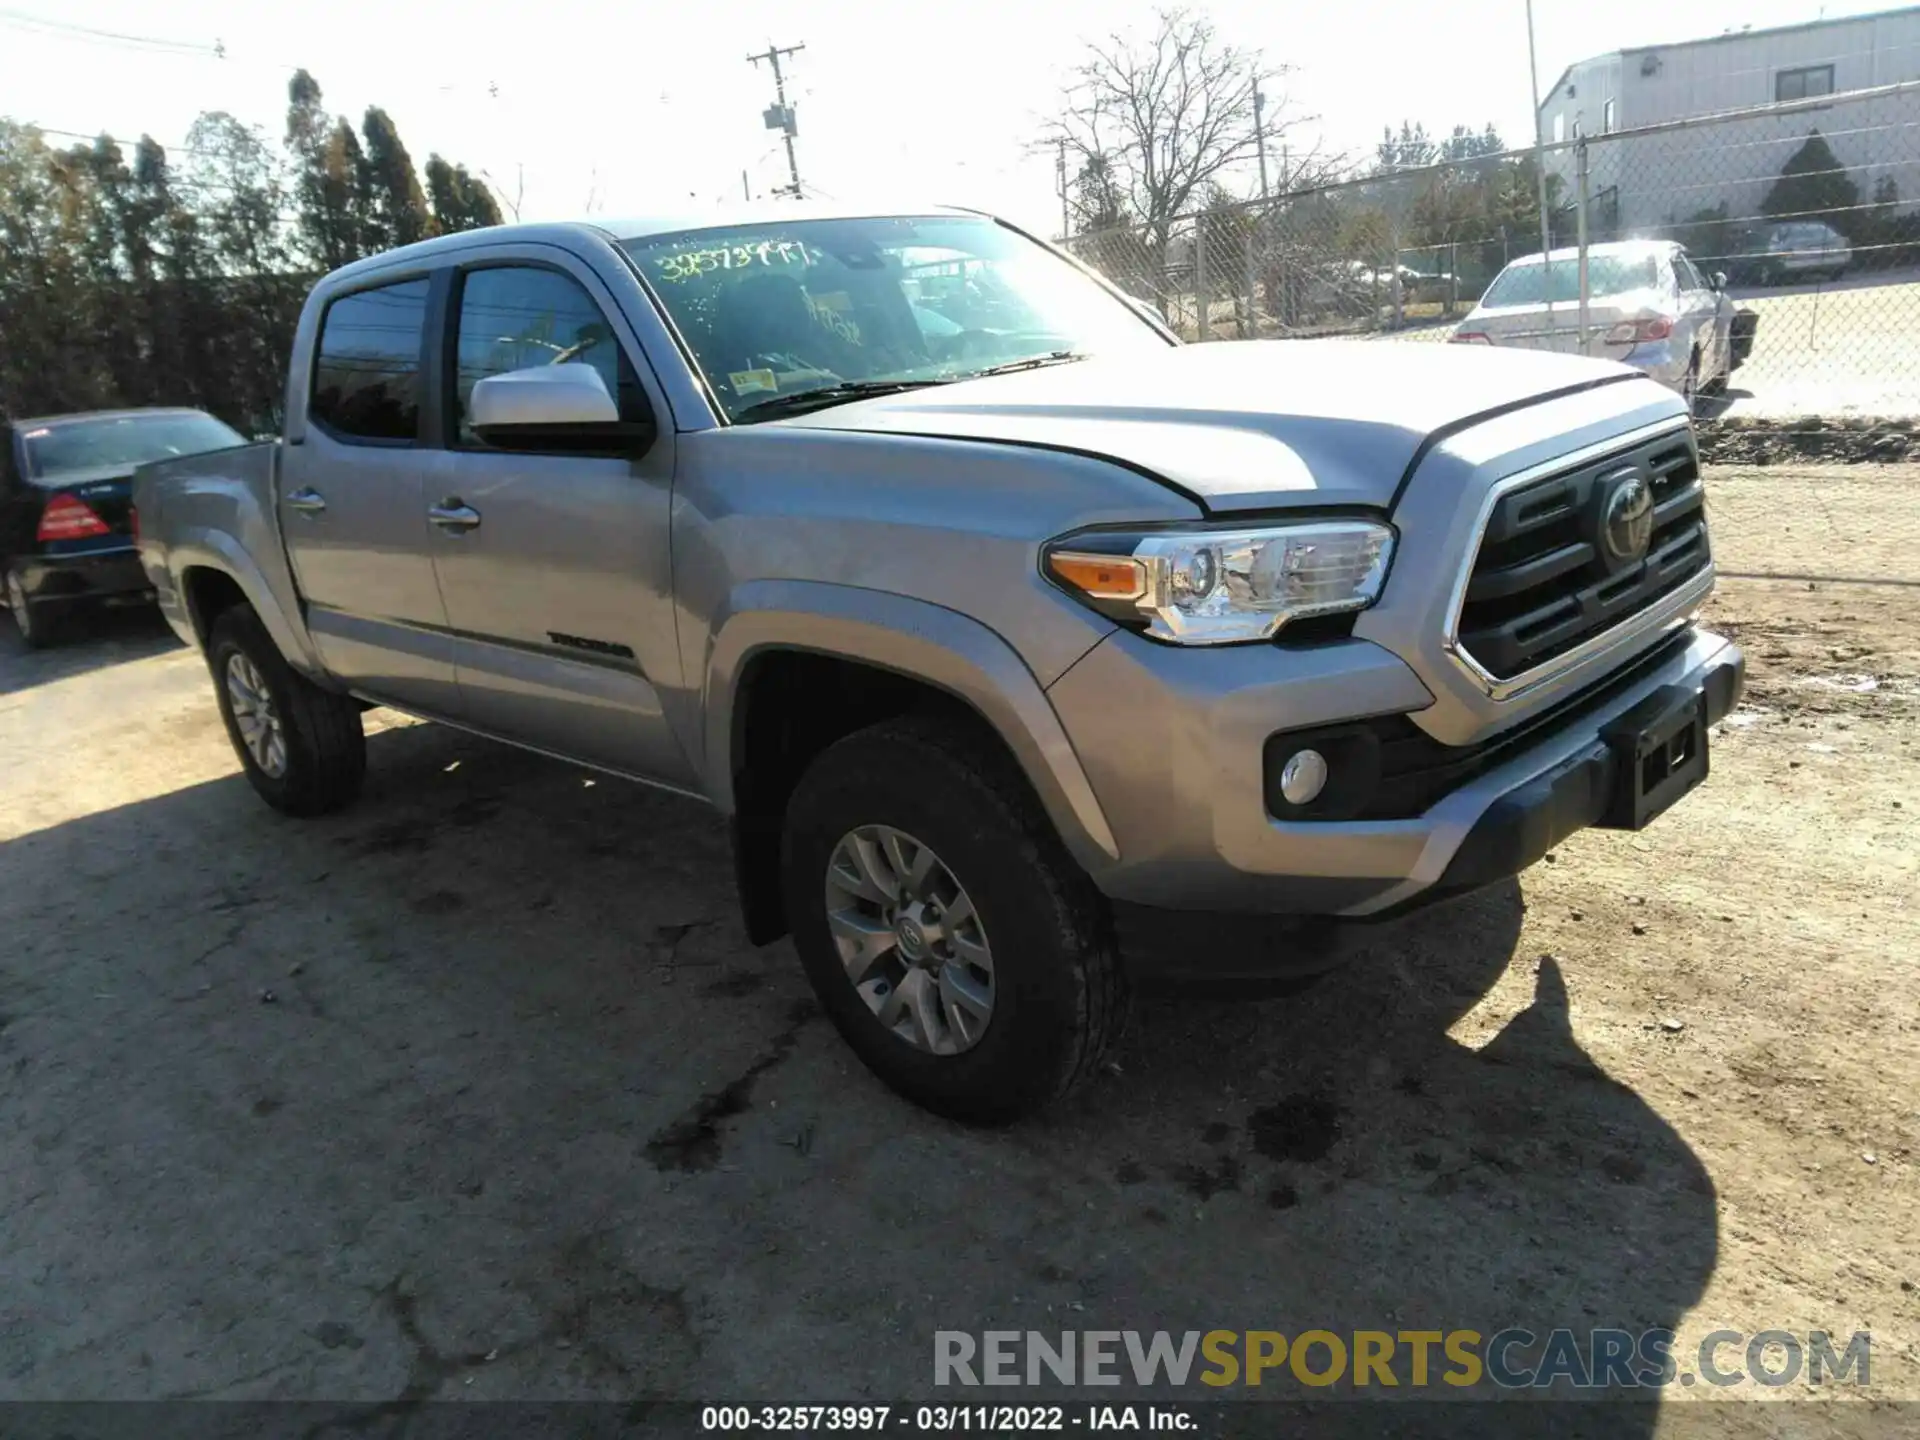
[1045,520,1395,645]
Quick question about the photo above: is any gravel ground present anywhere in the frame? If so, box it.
[1,464,1915,1432]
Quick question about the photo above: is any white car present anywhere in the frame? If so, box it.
[1452,241,1735,406]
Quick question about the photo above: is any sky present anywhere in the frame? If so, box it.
[0,0,1900,236]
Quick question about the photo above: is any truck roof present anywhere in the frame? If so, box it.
[596,199,984,241]
[316,202,1000,288]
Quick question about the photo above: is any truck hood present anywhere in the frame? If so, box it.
[782,340,1645,513]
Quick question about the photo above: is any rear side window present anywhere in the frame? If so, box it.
[310,279,430,442]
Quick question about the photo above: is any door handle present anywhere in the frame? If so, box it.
[285,487,327,516]
[428,499,482,533]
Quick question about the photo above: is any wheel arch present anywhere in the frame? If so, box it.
[167,531,325,678]
[706,582,1119,944]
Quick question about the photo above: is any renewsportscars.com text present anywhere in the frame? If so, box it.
[934,1329,1871,1391]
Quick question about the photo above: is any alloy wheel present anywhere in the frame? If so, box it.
[823,824,995,1055]
[225,651,288,778]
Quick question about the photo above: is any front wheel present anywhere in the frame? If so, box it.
[780,716,1127,1123]
[208,606,366,816]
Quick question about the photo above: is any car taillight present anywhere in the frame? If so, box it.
[1604,317,1675,345]
[1451,331,1492,345]
[37,493,111,541]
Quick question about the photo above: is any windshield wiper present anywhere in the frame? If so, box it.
[965,350,1091,379]
[734,379,947,421]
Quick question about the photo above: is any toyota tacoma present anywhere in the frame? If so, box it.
[133,205,1743,1120]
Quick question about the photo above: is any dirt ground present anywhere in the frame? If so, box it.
[1,464,1914,1433]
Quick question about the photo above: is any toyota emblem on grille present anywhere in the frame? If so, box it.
[1596,467,1654,570]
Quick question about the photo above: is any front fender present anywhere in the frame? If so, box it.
[703,580,1121,874]
[167,527,326,680]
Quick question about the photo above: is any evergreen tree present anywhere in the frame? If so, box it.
[286,71,361,269]
[1762,130,1860,237]
[1376,122,1436,174]
[425,154,502,234]
[360,106,429,250]
[71,137,145,402]
[1,77,500,424]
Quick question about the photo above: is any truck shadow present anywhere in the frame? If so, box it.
[0,719,1714,1419]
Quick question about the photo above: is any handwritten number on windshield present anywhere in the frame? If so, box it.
[656,241,814,283]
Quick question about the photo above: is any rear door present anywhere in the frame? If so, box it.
[279,275,462,715]
[424,251,691,788]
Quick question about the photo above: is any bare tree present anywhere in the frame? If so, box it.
[1049,9,1324,252]
[480,163,523,223]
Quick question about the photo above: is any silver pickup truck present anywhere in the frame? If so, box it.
[135,204,1743,1120]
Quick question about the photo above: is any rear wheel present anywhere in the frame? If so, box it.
[780,715,1126,1123]
[4,565,62,649]
[208,606,365,816]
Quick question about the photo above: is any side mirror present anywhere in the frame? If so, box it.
[471,362,618,428]
[469,362,654,452]
[1712,271,1728,291]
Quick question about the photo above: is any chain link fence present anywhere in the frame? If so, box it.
[1064,84,1920,587]
[1065,83,1920,421]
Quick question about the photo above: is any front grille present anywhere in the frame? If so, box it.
[1455,430,1709,682]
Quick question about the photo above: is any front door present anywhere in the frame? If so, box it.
[426,256,692,788]
[279,275,462,716]
[1673,253,1730,384]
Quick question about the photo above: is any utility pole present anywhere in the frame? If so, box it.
[748,41,806,199]
[1253,86,1271,201]
[1056,137,1069,240]
[1525,0,1555,330]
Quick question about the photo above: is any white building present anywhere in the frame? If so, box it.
[1537,5,1920,241]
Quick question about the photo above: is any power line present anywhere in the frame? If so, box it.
[0,7,220,56]
[0,8,510,98]
[747,41,806,200]
[32,125,230,161]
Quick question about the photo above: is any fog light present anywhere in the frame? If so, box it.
[1279,749,1329,806]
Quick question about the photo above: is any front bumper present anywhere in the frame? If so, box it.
[1046,623,1744,924]
[14,546,151,607]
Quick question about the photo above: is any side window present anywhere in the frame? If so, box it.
[1674,256,1702,292]
[310,279,430,443]
[453,266,641,444]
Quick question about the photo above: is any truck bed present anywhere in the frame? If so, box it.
[132,441,315,670]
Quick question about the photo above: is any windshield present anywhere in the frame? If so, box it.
[619,215,1169,422]
[22,411,245,480]
[1482,254,1665,307]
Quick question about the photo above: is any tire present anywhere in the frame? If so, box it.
[780,715,1127,1123]
[207,606,366,816]
[5,565,62,650]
